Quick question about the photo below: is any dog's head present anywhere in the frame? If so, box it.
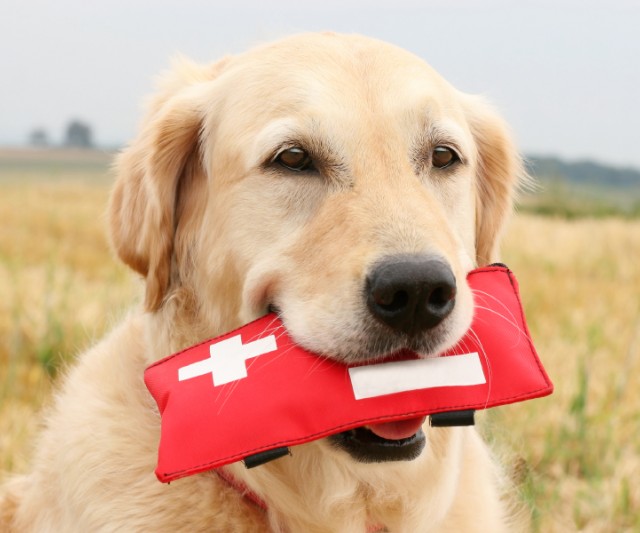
[110,33,522,463]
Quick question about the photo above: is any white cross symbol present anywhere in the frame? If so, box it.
[178,334,278,387]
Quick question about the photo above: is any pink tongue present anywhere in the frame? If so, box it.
[368,416,426,440]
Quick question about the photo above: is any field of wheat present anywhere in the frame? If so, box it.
[1,150,639,531]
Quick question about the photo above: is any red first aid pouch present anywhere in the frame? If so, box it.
[144,265,553,482]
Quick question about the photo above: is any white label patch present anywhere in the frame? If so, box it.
[178,335,278,386]
[348,353,486,400]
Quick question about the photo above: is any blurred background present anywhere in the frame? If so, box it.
[1,1,639,531]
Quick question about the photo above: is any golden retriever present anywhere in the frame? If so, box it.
[1,33,524,532]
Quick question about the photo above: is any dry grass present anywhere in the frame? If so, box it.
[0,151,140,474]
[494,214,640,532]
[1,151,639,531]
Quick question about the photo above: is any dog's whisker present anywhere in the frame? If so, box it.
[467,327,493,409]
[472,308,530,348]
[302,352,343,381]
[471,297,530,342]
[471,289,520,328]
[246,316,285,343]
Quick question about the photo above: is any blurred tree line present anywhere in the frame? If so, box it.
[28,120,93,149]
[523,156,640,218]
[527,156,640,190]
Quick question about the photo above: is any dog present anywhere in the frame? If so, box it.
[1,32,524,532]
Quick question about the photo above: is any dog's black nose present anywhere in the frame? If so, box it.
[366,255,457,335]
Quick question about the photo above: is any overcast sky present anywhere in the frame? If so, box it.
[2,0,639,168]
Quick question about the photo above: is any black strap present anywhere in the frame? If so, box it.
[243,447,291,468]
[429,410,475,427]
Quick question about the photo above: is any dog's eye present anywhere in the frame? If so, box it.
[276,147,314,172]
[431,146,459,169]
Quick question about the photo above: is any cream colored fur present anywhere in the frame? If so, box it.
[1,33,525,532]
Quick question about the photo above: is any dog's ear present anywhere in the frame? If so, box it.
[464,97,524,266]
[109,58,228,311]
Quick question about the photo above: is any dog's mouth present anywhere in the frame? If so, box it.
[329,416,427,462]
[265,305,432,462]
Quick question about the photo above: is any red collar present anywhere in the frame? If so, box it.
[215,468,386,532]
[214,468,268,511]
